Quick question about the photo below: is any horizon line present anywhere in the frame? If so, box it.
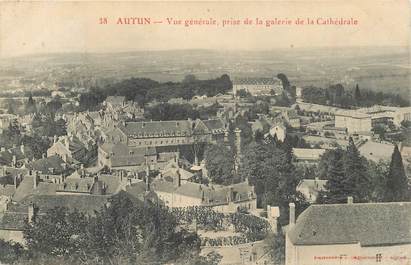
[2,45,409,60]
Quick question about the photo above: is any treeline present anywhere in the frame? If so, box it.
[0,192,220,265]
[78,75,232,111]
[144,102,222,121]
[302,84,409,108]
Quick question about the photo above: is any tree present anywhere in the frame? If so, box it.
[239,140,307,223]
[277,73,290,91]
[344,137,371,202]
[24,207,89,257]
[266,232,285,265]
[354,84,361,104]
[318,148,351,204]
[183,74,197,83]
[367,160,389,202]
[385,145,410,202]
[25,94,37,114]
[204,144,236,184]
[0,239,24,264]
[236,89,252,98]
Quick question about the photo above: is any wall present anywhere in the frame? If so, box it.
[286,235,411,265]
[0,230,25,245]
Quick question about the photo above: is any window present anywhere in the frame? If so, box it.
[376,254,382,262]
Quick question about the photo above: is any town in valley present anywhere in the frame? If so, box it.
[0,47,410,265]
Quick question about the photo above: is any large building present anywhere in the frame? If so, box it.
[98,119,227,169]
[286,201,411,265]
[233,77,283,97]
[334,110,372,134]
[151,177,257,213]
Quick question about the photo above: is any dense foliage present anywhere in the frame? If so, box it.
[204,144,236,185]
[317,140,410,204]
[144,102,221,121]
[78,75,232,110]
[238,139,308,225]
[302,84,409,108]
[18,192,210,265]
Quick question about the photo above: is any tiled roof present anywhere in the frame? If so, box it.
[151,179,176,193]
[12,176,35,202]
[175,182,207,199]
[118,120,193,137]
[202,119,225,133]
[125,181,146,201]
[233,77,279,86]
[97,174,121,194]
[9,194,111,216]
[288,202,411,246]
[27,155,66,175]
[100,143,149,167]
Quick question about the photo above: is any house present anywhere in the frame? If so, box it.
[233,77,283,96]
[26,155,69,176]
[0,192,114,244]
[393,107,411,126]
[283,110,301,129]
[99,119,227,169]
[286,200,411,265]
[98,143,158,170]
[0,144,35,167]
[103,96,144,119]
[296,178,328,203]
[151,178,257,213]
[47,134,87,164]
[335,110,372,134]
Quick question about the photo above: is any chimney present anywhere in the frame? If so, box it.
[20,144,25,155]
[347,196,354,204]
[12,155,17,167]
[28,203,35,224]
[289,202,295,226]
[13,175,18,188]
[33,172,38,189]
[53,135,58,144]
[224,129,229,143]
[145,174,150,192]
[177,170,181,187]
[42,153,46,159]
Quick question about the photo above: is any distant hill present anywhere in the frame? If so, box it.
[0,46,409,98]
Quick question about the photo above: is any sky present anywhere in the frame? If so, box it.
[0,0,410,58]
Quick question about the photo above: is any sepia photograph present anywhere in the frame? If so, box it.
[0,1,410,264]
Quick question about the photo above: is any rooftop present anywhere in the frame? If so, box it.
[233,77,280,86]
[288,202,411,246]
